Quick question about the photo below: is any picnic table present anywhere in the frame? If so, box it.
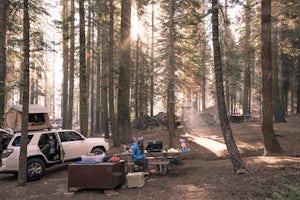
[230,114,245,123]
[120,150,182,175]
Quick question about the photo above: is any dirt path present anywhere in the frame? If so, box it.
[0,116,299,200]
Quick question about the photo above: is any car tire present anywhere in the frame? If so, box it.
[27,158,45,181]
[91,147,104,155]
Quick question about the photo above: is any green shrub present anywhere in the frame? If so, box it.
[268,184,300,200]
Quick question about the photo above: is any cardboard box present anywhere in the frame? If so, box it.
[126,172,145,188]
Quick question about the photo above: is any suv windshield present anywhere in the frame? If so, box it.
[12,135,34,147]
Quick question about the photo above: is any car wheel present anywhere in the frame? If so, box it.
[91,147,104,155]
[27,158,45,181]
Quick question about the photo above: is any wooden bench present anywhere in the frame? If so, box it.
[148,160,169,175]
[126,161,138,173]
[127,159,169,175]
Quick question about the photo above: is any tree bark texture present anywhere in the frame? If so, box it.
[89,19,95,135]
[297,50,300,114]
[212,0,245,173]
[62,0,69,129]
[87,0,94,135]
[101,0,109,139]
[79,0,88,136]
[272,22,286,122]
[200,5,207,112]
[108,0,119,146]
[67,0,75,129]
[135,39,140,118]
[0,0,8,127]
[243,0,251,116]
[18,0,30,186]
[261,0,282,153]
[95,0,101,134]
[118,0,132,143]
[167,0,175,148]
[280,52,290,114]
[223,0,230,114]
[150,0,155,117]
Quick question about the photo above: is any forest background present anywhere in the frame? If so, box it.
[0,0,300,183]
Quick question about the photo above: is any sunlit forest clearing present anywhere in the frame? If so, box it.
[0,0,300,197]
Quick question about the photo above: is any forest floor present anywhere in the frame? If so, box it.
[0,115,299,200]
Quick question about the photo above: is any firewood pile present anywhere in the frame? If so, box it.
[132,112,181,130]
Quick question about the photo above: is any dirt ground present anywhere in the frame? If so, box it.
[0,115,299,200]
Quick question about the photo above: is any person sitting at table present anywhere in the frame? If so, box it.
[130,137,149,175]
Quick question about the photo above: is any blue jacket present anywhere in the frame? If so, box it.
[131,143,145,162]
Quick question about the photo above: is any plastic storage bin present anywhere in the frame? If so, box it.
[126,172,145,188]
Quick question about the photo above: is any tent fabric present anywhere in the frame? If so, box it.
[10,104,50,114]
[4,105,52,132]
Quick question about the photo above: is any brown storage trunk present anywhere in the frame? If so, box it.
[68,161,125,191]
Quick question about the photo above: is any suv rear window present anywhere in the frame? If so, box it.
[12,135,34,147]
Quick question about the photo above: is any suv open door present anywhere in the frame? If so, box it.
[0,128,14,156]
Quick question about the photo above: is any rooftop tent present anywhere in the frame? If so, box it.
[4,104,52,132]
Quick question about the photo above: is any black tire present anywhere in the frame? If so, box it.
[27,158,45,181]
[91,147,104,155]
[12,172,18,177]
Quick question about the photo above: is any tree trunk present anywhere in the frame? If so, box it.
[136,1,147,118]
[118,0,132,143]
[280,53,290,114]
[272,22,286,122]
[89,19,95,135]
[279,22,291,116]
[87,0,93,135]
[108,0,119,146]
[296,22,300,114]
[135,38,140,119]
[18,0,30,186]
[95,0,101,134]
[297,56,300,114]
[167,0,175,148]
[0,0,8,127]
[62,0,69,129]
[101,0,109,139]
[212,0,245,173]
[150,0,155,117]
[67,0,75,129]
[243,0,251,116]
[223,0,230,113]
[297,30,300,114]
[200,5,207,112]
[261,0,282,153]
[79,0,88,136]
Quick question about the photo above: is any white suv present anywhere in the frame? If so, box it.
[0,129,109,181]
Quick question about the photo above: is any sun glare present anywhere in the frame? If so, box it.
[130,1,157,42]
[131,14,140,41]
[183,133,227,157]
[131,4,143,41]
